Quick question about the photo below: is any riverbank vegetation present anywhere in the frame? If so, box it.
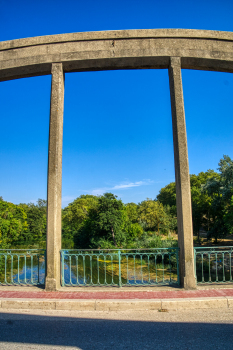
[0,155,232,249]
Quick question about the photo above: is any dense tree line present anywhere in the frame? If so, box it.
[0,198,47,248]
[0,194,176,249]
[62,193,176,249]
[0,155,232,249]
[157,155,233,243]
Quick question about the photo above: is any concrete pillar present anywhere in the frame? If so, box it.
[168,57,196,289]
[45,63,64,291]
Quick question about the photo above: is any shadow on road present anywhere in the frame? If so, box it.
[0,312,232,349]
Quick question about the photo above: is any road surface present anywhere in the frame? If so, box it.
[0,308,232,349]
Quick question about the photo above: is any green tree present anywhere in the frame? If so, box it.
[0,200,28,247]
[224,196,233,235]
[121,204,143,244]
[22,199,47,244]
[96,193,124,246]
[62,195,98,248]
[138,199,172,234]
[190,170,219,242]
[156,170,221,241]
[156,182,177,216]
[125,202,138,223]
[83,193,125,248]
[204,155,233,242]
[218,155,233,202]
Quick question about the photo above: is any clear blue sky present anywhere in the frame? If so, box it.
[0,0,233,206]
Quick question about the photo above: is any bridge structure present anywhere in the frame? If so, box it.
[1,29,233,291]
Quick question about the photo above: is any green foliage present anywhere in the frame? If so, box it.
[125,203,138,223]
[156,155,233,243]
[128,233,177,249]
[81,193,125,248]
[0,199,47,249]
[125,222,144,239]
[121,206,144,245]
[138,199,176,234]
[163,205,177,233]
[224,196,233,235]
[69,193,177,249]
[0,156,232,250]
[21,199,47,244]
[203,155,233,242]
[156,182,177,216]
[0,200,28,247]
[190,170,219,241]
[62,195,98,248]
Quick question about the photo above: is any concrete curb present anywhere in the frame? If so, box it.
[1,297,233,311]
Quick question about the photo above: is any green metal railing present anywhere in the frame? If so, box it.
[61,248,180,287]
[0,249,46,285]
[194,246,233,284]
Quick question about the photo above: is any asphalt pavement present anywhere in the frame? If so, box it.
[0,308,233,350]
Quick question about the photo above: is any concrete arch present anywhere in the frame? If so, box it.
[1,29,232,291]
[1,29,233,82]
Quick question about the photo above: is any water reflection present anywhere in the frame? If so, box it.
[13,259,45,285]
[1,250,178,286]
[0,252,45,285]
[62,253,179,286]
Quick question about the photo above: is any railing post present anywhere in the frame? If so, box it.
[61,250,64,287]
[37,253,40,284]
[45,63,64,291]
[11,253,13,284]
[169,57,196,289]
[194,248,197,281]
[118,250,122,287]
[176,249,180,286]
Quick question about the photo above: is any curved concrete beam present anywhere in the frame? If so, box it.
[1,29,233,81]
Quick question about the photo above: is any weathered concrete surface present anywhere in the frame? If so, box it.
[56,300,96,310]
[169,57,196,290]
[161,297,228,310]
[227,297,233,308]
[1,299,56,310]
[1,29,233,81]
[95,300,162,311]
[45,63,64,291]
[0,297,233,311]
